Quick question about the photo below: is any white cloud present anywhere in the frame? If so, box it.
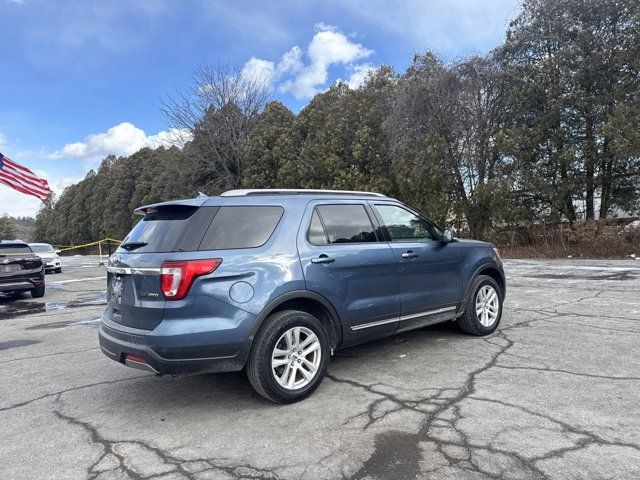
[242,24,374,100]
[0,186,41,218]
[343,64,377,89]
[0,123,191,217]
[241,57,277,87]
[277,46,303,75]
[49,122,191,163]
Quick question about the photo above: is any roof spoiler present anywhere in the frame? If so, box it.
[134,197,209,216]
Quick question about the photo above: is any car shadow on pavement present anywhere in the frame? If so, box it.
[100,321,464,412]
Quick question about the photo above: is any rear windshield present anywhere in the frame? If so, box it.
[199,206,283,250]
[0,244,33,255]
[30,245,54,253]
[118,204,283,253]
[118,205,199,253]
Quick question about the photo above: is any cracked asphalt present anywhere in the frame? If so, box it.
[1,256,640,479]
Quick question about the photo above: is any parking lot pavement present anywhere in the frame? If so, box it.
[1,257,639,480]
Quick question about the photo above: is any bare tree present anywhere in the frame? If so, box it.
[162,64,272,192]
[386,53,506,238]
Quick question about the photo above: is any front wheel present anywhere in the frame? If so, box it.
[457,275,502,336]
[246,310,329,403]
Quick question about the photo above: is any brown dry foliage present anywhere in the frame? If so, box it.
[489,218,640,259]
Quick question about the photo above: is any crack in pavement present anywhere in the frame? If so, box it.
[328,322,640,480]
[469,397,640,460]
[506,306,640,325]
[0,346,100,364]
[326,330,556,480]
[493,364,640,381]
[52,394,283,480]
[0,376,142,413]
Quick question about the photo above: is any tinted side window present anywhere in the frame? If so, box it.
[308,210,328,245]
[315,205,377,244]
[175,207,220,252]
[199,206,283,250]
[375,205,436,242]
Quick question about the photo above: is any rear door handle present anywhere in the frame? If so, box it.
[311,255,335,264]
[401,250,418,259]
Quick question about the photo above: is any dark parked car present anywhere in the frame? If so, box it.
[0,240,45,298]
[99,189,505,403]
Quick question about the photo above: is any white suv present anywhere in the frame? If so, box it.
[29,243,62,273]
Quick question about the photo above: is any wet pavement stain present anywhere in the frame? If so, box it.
[524,271,636,281]
[0,292,106,321]
[0,339,41,351]
[25,317,101,331]
[353,430,421,480]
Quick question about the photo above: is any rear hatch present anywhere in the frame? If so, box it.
[0,243,41,281]
[106,200,214,330]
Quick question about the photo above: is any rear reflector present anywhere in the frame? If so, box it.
[160,259,222,300]
[125,354,146,363]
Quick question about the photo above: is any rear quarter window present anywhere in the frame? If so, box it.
[198,206,283,250]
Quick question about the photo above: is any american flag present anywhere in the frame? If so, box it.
[0,152,52,201]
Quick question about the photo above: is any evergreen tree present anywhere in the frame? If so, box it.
[0,214,17,240]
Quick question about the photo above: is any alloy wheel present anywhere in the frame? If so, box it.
[475,285,499,327]
[271,326,321,390]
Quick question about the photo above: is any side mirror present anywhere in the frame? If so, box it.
[441,229,454,244]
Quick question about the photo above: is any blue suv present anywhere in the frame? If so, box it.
[99,189,505,403]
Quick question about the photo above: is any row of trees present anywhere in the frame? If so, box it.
[0,215,35,241]
[35,0,640,244]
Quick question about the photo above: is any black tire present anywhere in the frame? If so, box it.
[246,310,330,403]
[31,284,45,298]
[55,267,62,274]
[457,275,502,336]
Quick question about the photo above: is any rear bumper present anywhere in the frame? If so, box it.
[98,313,253,375]
[0,273,45,292]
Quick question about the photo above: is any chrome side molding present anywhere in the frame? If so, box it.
[351,306,457,331]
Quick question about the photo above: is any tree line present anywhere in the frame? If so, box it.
[35,0,640,245]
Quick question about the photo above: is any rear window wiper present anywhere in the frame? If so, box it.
[120,242,148,251]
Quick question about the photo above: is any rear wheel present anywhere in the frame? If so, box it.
[30,284,45,298]
[457,275,502,336]
[247,310,329,403]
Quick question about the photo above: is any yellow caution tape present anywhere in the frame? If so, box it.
[58,238,122,252]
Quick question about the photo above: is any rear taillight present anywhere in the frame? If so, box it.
[160,259,221,300]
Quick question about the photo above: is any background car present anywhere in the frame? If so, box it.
[0,240,45,298]
[29,243,62,273]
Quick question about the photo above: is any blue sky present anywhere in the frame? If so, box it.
[0,0,520,217]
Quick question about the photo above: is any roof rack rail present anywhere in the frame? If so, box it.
[220,189,386,198]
